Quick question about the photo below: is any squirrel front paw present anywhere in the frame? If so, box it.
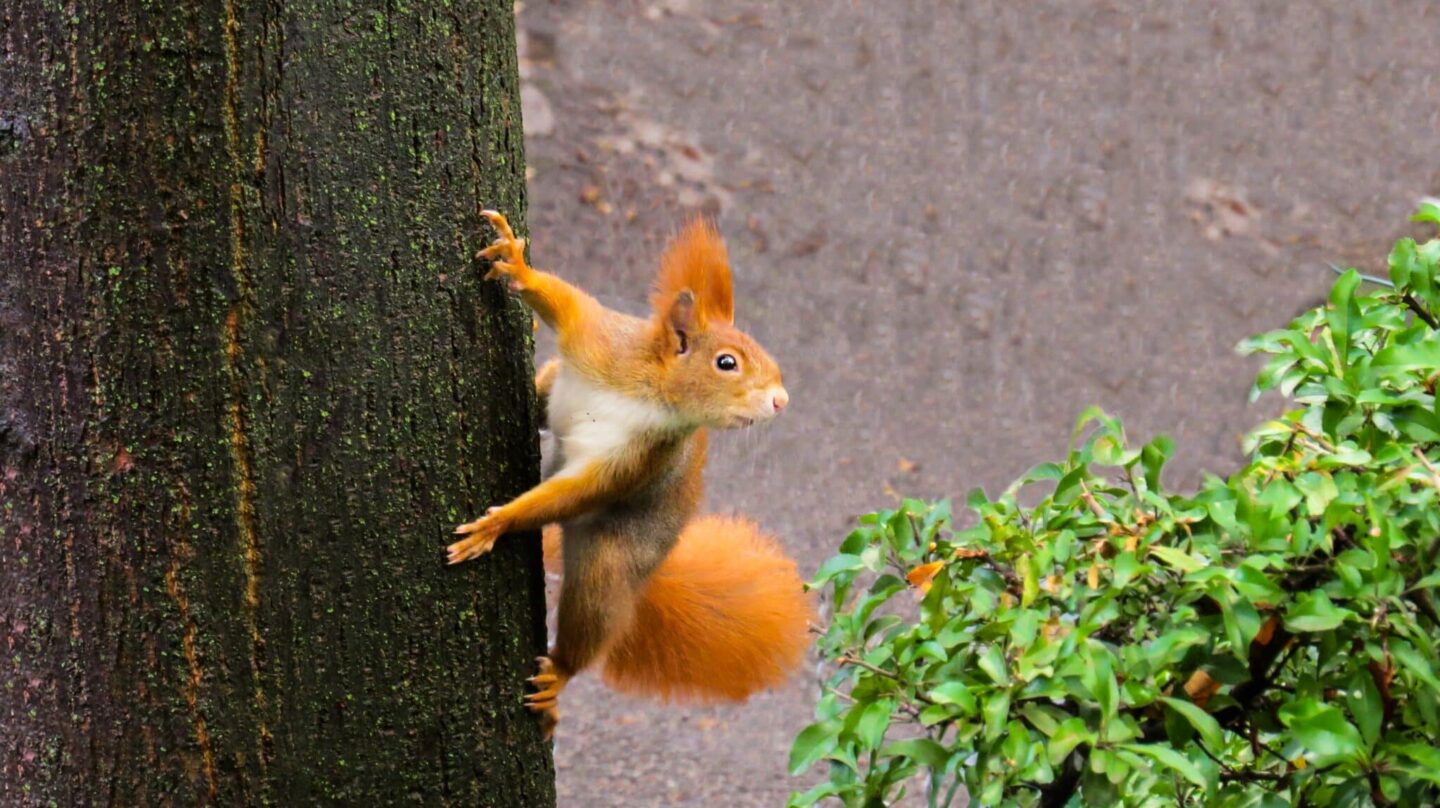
[447,507,507,565]
[477,209,529,290]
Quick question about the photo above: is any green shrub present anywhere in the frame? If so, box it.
[791,207,1440,807]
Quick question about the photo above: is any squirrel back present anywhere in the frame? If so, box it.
[543,516,813,702]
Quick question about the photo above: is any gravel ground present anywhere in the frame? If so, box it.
[511,1,1440,804]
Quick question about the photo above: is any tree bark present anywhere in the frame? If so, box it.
[1,0,553,804]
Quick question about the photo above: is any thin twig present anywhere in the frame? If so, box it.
[837,654,901,680]
[1288,421,1337,452]
[1415,445,1440,481]
[1263,431,1298,485]
[1078,481,1108,520]
[1414,446,1440,497]
[1197,741,1287,783]
[1408,591,1440,629]
[1403,293,1440,329]
[984,558,1022,590]
[835,655,935,705]
[1367,767,1392,806]
[1412,448,1440,569]
[906,512,926,547]
[1326,262,1394,288]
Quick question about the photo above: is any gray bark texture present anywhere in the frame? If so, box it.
[0,0,555,804]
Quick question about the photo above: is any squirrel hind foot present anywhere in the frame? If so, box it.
[525,656,568,740]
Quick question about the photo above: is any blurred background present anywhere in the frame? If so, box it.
[512,1,1440,803]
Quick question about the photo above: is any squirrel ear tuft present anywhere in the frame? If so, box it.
[667,290,696,354]
[651,218,734,327]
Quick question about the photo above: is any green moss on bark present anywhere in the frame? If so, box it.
[0,0,553,804]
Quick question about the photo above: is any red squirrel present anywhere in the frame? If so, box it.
[448,210,812,738]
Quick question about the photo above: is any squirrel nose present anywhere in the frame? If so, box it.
[771,390,789,413]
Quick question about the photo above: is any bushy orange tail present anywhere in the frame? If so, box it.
[542,517,812,702]
[604,515,813,701]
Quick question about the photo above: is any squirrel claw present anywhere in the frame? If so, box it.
[446,533,498,564]
[479,209,516,241]
[525,656,567,738]
[477,210,528,282]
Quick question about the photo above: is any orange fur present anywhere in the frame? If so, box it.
[461,211,803,735]
[651,218,734,326]
[448,438,685,565]
[598,516,814,702]
[542,524,564,575]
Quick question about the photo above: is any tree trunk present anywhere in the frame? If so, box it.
[0,0,553,804]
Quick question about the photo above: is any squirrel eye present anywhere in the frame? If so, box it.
[715,354,738,372]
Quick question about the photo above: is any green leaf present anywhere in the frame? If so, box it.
[880,738,950,770]
[1017,461,1065,483]
[886,508,915,550]
[1373,340,1440,371]
[977,645,1008,685]
[809,554,864,586]
[965,487,988,510]
[1010,609,1040,650]
[1116,742,1207,787]
[853,699,893,750]
[1020,553,1039,607]
[786,781,849,808]
[914,640,949,664]
[788,719,841,775]
[839,528,870,555]
[1092,433,1132,467]
[1390,238,1418,287]
[1148,544,1205,574]
[982,690,1011,743]
[1294,471,1339,516]
[1217,590,1261,657]
[1393,642,1440,695]
[926,681,976,713]
[1091,646,1119,726]
[1278,699,1364,763]
[1345,670,1382,749]
[1140,434,1175,490]
[1158,696,1223,750]
[918,703,954,726]
[1393,742,1440,785]
[1412,201,1440,225]
[1284,590,1352,633]
[1101,745,1131,784]
[1020,703,1064,736]
[1047,717,1092,766]
[1326,268,1362,369]
[1410,570,1440,592]
[1071,405,1112,448]
[1145,627,1209,669]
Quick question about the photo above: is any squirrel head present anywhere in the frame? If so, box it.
[649,218,788,429]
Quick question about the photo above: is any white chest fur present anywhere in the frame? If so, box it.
[545,366,679,479]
